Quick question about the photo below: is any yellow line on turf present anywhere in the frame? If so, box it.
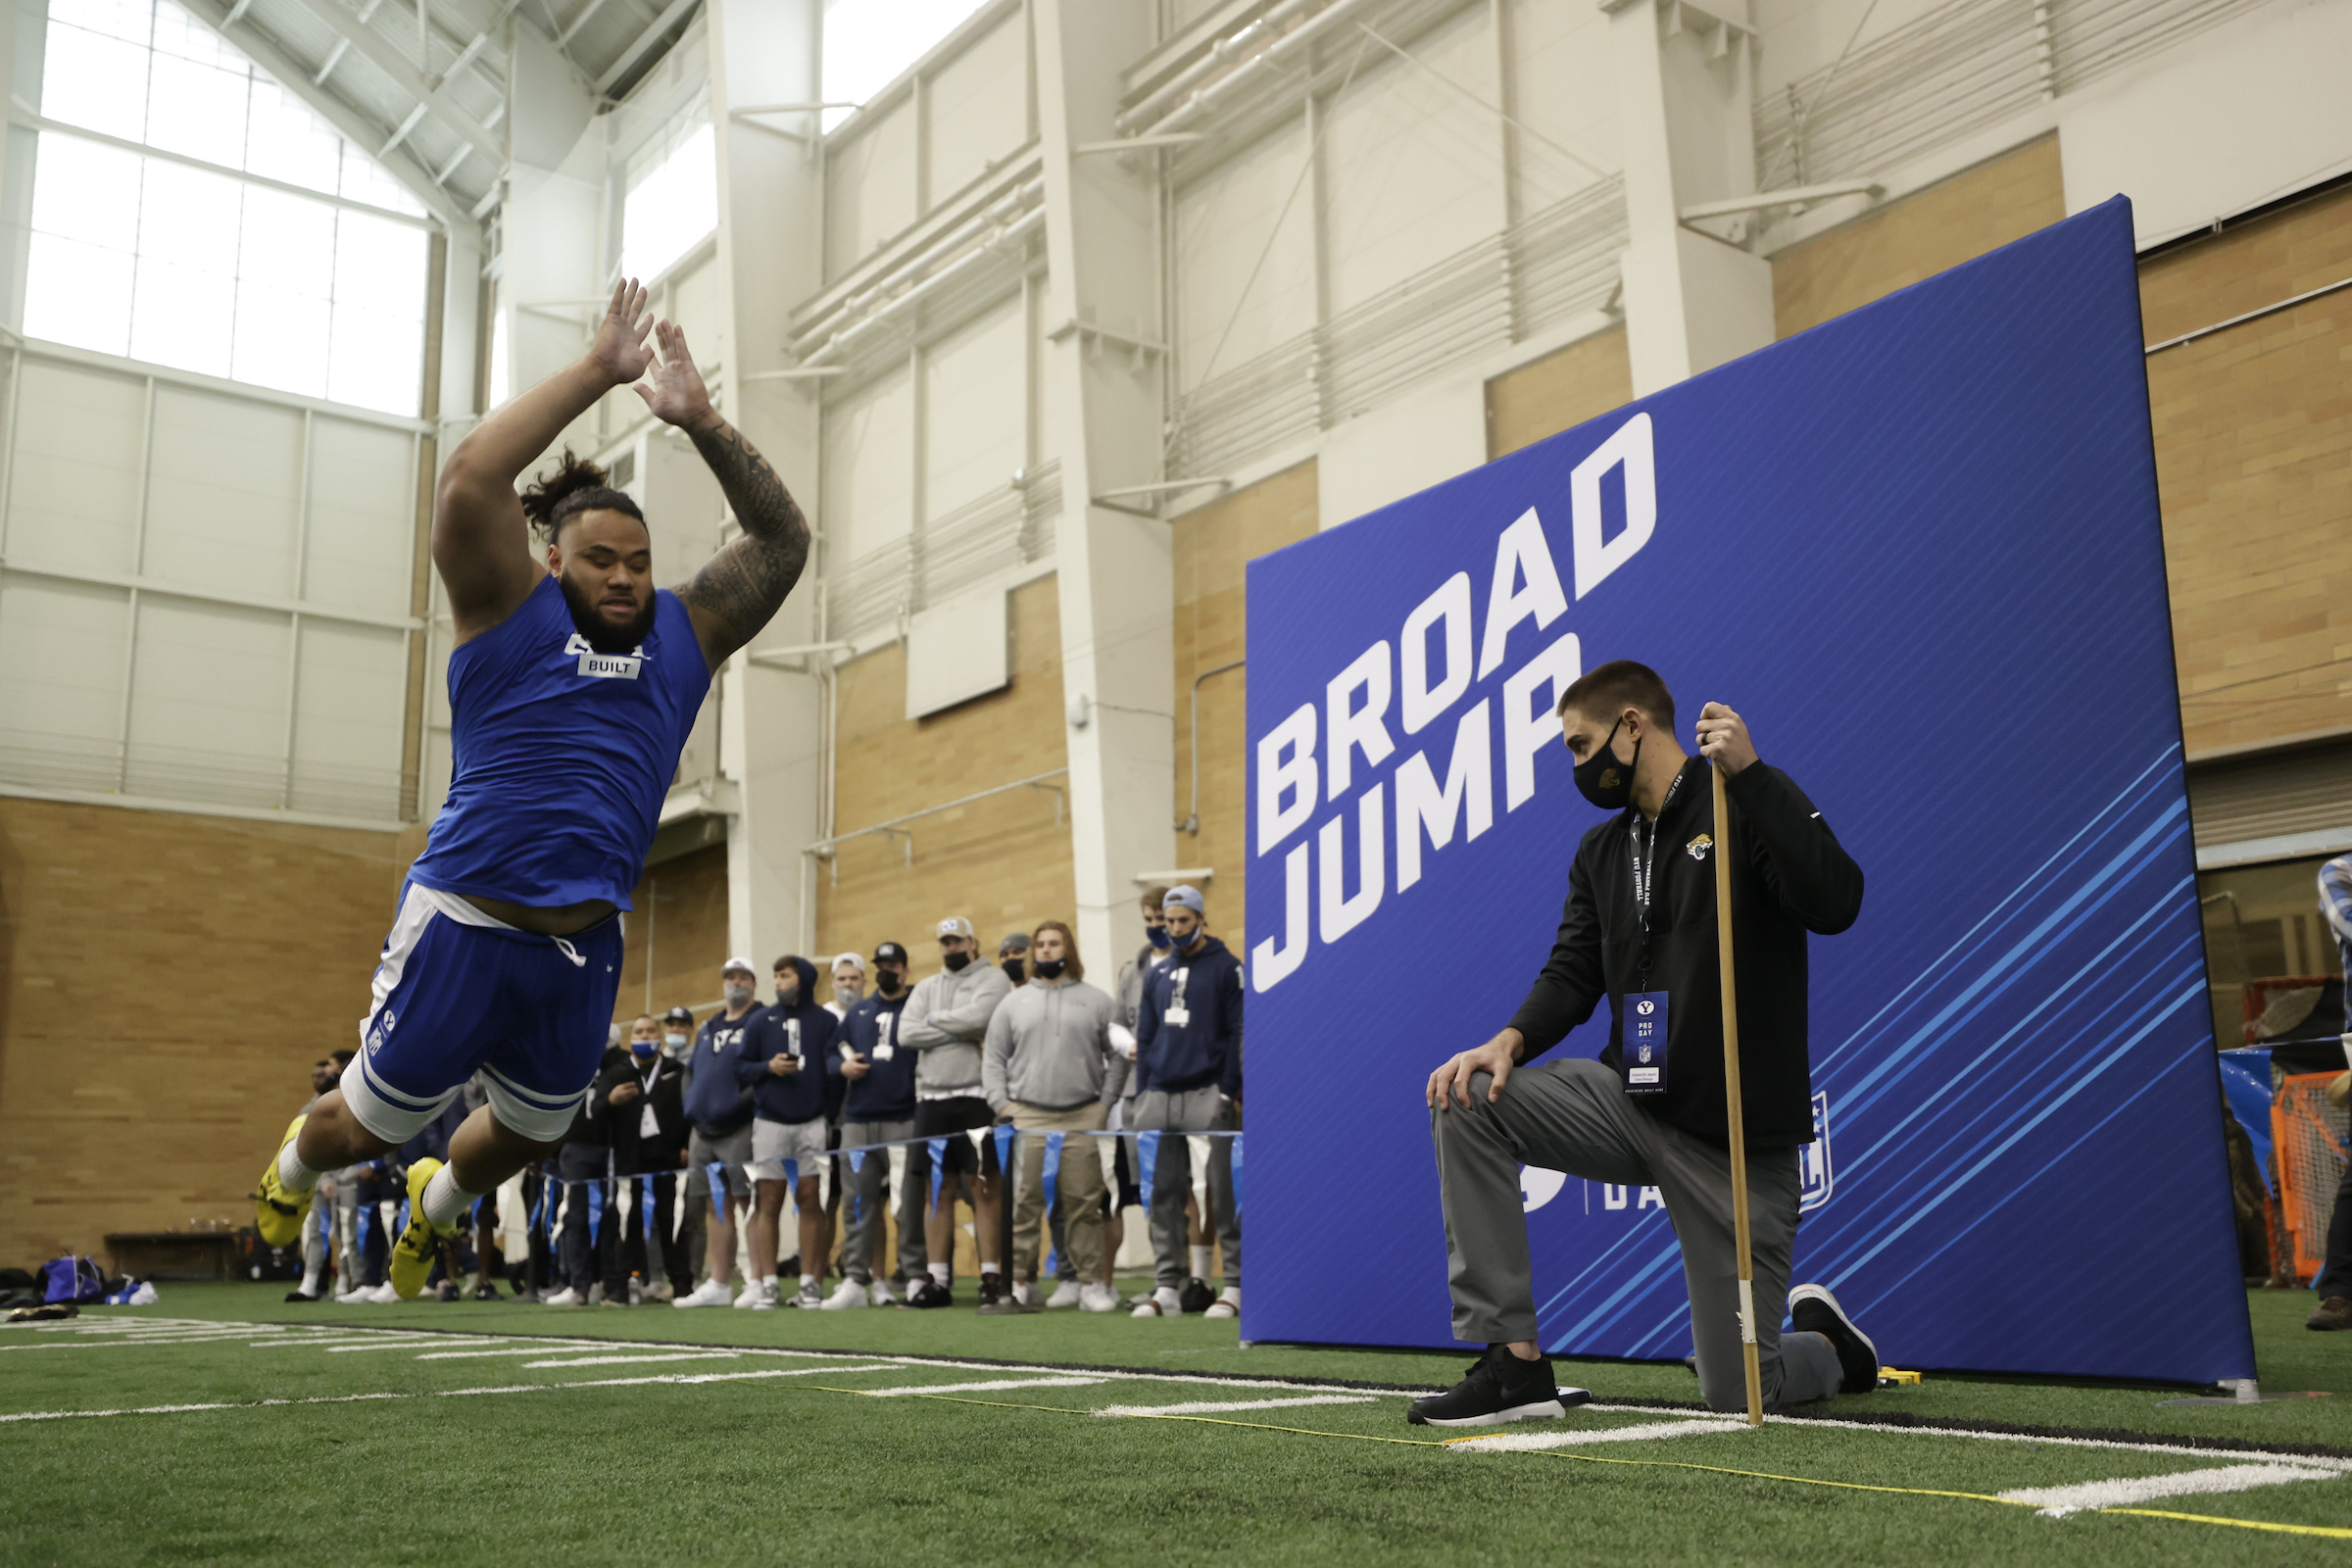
[820,1389,2352,1540]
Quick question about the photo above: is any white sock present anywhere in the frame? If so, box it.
[420,1165,478,1229]
[981,1260,1000,1276]
[277,1142,320,1194]
[1191,1246,1212,1278]
[299,1264,321,1295]
[929,1262,951,1285]
[800,1273,817,1289]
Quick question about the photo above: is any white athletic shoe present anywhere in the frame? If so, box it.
[672,1278,733,1308]
[1131,1286,1181,1318]
[1011,1280,1037,1308]
[792,1280,824,1310]
[1045,1279,1083,1309]
[734,1280,769,1309]
[542,1286,583,1306]
[868,1278,898,1306]
[820,1279,870,1310]
[1078,1283,1118,1313]
[334,1285,373,1304]
[367,1282,401,1303]
[1204,1287,1240,1319]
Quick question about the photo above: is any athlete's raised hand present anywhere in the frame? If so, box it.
[631,319,713,429]
[590,279,656,386]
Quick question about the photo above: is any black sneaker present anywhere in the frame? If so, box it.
[471,1282,501,1301]
[907,1278,954,1309]
[1406,1346,1585,1426]
[282,1288,322,1303]
[977,1273,1003,1308]
[1178,1277,1216,1314]
[1787,1284,1878,1394]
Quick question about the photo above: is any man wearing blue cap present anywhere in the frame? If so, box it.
[1130,885,1244,1318]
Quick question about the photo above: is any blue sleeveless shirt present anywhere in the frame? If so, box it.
[407,574,712,908]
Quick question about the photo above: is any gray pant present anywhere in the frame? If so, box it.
[838,1120,920,1285]
[1132,1087,1239,1290]
[1432,1056,1840,1413]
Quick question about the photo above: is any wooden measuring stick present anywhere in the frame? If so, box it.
[1713,760,1765,1427]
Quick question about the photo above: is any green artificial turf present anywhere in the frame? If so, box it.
[4,1284,2350,1567]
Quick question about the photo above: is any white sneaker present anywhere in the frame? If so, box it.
[652,1280,676,1302]
[1204,1287,1241,1319]
[672,1278,733,1308]
[542,1286,583,1306]
[367,1282,402,1303]
[334,1285,372,1303]
[793,1280,825,1309]
[820,1279,870,1310]
[1011,1280,1037,1307]
[869,1278,898,1306]
[1079,1283,1118,1313]
[733,1280,769,1309]
[1045,1279,1083,1309]
[1131,1286,1181,1318]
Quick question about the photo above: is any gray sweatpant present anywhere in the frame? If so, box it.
[1432,1056,1840,1413]
[1132,1086,1239,1290]
[838,1120,921,1286]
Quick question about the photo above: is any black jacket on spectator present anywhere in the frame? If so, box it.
[590,1049,688,1175]
[562,1046,632,1147]
[1505,757,1864,1151]
[1136,937,1245,1099]
[834,990,915,1122]
[740,957,839,1124]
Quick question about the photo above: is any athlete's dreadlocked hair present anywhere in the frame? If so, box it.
[517,449,646,542]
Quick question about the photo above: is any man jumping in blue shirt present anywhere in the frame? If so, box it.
[252,280,808,1298]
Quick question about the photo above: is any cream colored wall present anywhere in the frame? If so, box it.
[1485,326,1635,460]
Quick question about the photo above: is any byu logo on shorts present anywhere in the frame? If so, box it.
[1799,1091,1835,1212]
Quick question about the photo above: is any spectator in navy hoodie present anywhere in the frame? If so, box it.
[672,960,764,1308]
[822,941,918,1308]
[740,956,839,1309]
[1131,884,1244,1319]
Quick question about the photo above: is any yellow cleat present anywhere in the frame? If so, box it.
[387,1156,458,1300]
[253,1112,314,1249]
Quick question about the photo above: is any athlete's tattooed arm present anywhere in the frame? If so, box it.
[634,320,810,671]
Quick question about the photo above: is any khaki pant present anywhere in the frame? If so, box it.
[1009,1102,1107,1283]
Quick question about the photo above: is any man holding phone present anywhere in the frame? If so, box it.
[824,942,920,1308]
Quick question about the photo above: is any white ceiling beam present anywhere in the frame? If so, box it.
[175,0,471,226]
[593,0,697,94]
[273,0,508,167]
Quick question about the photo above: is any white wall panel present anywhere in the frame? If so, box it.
[123,594,290,805]
[1172,114,1316,392]
[926,11,1029,204]
[0,573,130,782]
[303,416,413,619]
[142,386,303,596]
[922,292,1025,520]
[1324,6,1505,315]
[642,427,727,590]
[1506,0,1623,211]
[669,251,728,368]
[821,364,914,563]
[4,360,147,578]
[289,619,406,816]
[826,99,919,279]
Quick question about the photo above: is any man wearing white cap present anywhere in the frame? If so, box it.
[902,915,1013,1307]
[825,953,864,1021]
[671,956,763,1307]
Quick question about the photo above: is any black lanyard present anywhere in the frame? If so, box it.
[1628,769,1686,990]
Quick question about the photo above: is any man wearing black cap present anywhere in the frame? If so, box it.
[823,941,920,1308]
[594,1012,691,1301]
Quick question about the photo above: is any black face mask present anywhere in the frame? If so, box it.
[1573,716,1640,810]
[1032,957,1065,980]
[875,969,906,996]
[774,984,797,1007]
[943,950,971,973]
[1002,958,1025,984]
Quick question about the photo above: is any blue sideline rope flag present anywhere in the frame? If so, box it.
[1041,1133,1063,1276]
[586,1182,603,1247]
[1137,1131,1161,1206]
[928,1138,949,1209]
[1241,198,2252,1383]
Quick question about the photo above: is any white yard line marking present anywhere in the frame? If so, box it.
[1095,1395,1379,1417]
[521,1352,744,1368]
[0,1332,295,1351]
[1999,1463,2341,1516]
[0,1365,901,1423]
[858,1377,1108,1397]
[1448,1420,1739,1451]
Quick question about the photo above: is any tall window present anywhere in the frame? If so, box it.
[24,0,433,416]
[822,0,993,129]
[619,93,717,283]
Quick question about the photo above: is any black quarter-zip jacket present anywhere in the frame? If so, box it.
[1505,756,1865,1150]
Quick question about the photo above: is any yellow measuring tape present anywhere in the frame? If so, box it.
[813,1388,2352,1543]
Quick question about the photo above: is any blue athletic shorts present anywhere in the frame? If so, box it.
[343,882,623,1145]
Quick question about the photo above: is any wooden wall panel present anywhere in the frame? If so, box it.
[2141,183,2352,756]
[0,799,404,1262]
[816,577,1076,968]
[1772,136,2064,338]
[1170,463,1320,955]
[1485,326,1634,459]
[614,842,733,1022]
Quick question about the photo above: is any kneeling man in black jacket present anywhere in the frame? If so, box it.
[1416,661,1878,1426]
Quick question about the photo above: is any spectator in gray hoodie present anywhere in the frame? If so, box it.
[901,915,1014,1307]
[981,920,1127,1312]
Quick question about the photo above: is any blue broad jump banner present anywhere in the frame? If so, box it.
[1240,198,2254,1384]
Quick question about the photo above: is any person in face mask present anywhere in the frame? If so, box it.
[589,1013,691,1300]
[1416,659,1870,1429]
[826,953,865,1020]
[900,915,1013,1306]
[1104,887,1171,1286]
[660,1005,694,1060]
[671,957,764,1308]
[820,941,921,1309]
[998,931,1029,985]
